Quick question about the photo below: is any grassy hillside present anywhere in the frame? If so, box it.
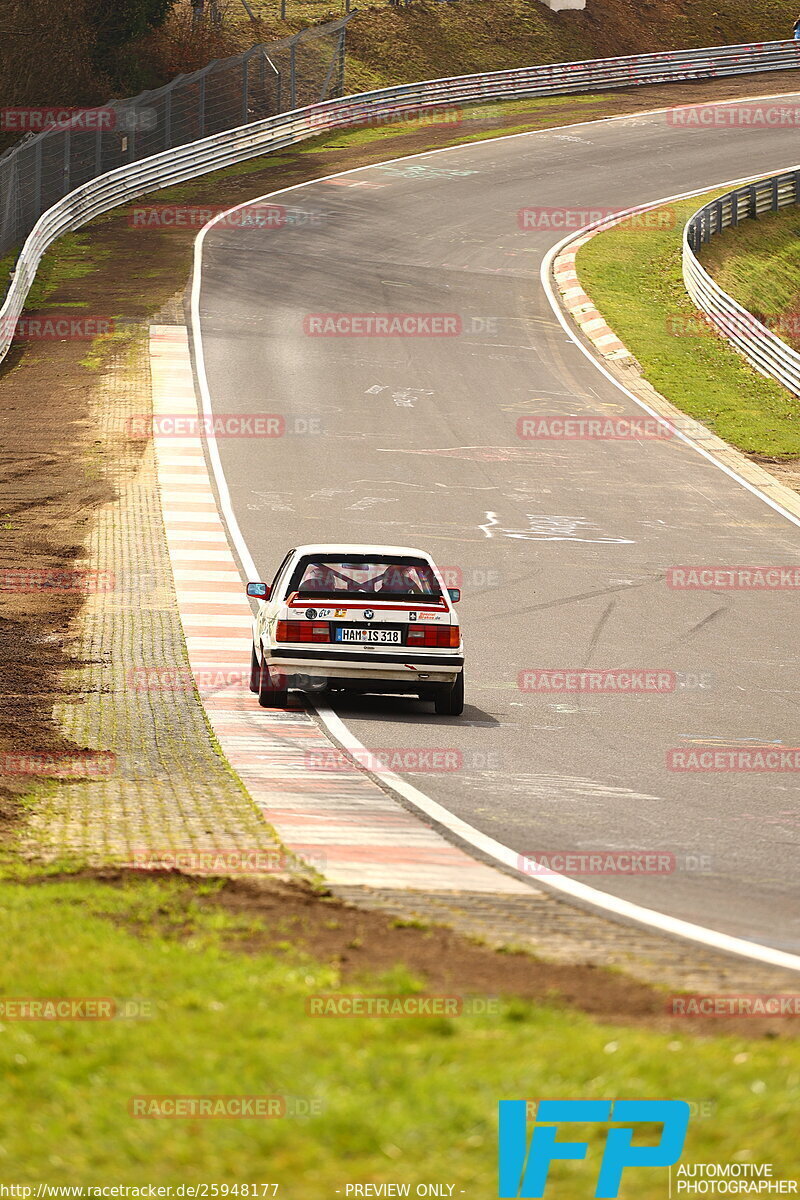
[700,204,800,353]
[121,0,800,97]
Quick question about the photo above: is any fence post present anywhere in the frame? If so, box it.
[199,73,207,137]
[164,88,172,149]
[1,161,18,252]
[242,56,249,124]
[336,25,346,96]
[63,127,71,196]
[34,137,43,215]
[290,42,297,108]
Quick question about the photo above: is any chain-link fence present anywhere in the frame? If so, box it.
[0,14,351,261]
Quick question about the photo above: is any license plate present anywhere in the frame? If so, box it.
[335,628,401,644]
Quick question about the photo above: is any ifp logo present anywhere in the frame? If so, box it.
[498,1100,690,1197]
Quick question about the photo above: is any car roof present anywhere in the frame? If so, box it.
[292,543,434,559]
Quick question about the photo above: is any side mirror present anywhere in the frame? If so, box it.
[448,587,461,603]
[247,582,271,599]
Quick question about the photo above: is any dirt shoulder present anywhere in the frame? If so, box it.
[24,868,795,1036]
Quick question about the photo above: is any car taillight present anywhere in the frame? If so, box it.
[407,624,460,648]
[276,620,330,643]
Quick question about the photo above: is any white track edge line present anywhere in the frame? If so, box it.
[315,703,800,971]
[190,95,800,973]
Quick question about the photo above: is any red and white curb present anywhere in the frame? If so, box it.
[553,235,635,362]
[148,325,529,894]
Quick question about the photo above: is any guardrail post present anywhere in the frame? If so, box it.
[795,169,800,206]
[749,183,759,219]
[714,199,723,235]
[772,176,780,212]
[731,192,738,227]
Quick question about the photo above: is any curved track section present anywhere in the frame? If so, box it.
[193,99,800,956]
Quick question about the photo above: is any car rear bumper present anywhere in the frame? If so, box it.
[266,646,462,684]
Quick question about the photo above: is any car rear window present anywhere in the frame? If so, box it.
[288,556,441,600]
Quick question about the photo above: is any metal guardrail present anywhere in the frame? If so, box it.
[3,37,800,366]
[683,169,800,397]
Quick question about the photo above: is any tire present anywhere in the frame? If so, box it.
[434,671,464,716]
[258,657,288,708]
[249,644,260,693]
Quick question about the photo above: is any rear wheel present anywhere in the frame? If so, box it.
[434,671,464,716]
[258,658,288,708]
[249,645,260,693]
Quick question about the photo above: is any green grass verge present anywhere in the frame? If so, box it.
[700,204,800,352]
[576,192,800,460]
[0,874,797,1188]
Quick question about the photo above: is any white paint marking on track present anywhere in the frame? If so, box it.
[190,95,800,971]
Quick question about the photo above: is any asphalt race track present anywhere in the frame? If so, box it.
[194,97,800,954]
